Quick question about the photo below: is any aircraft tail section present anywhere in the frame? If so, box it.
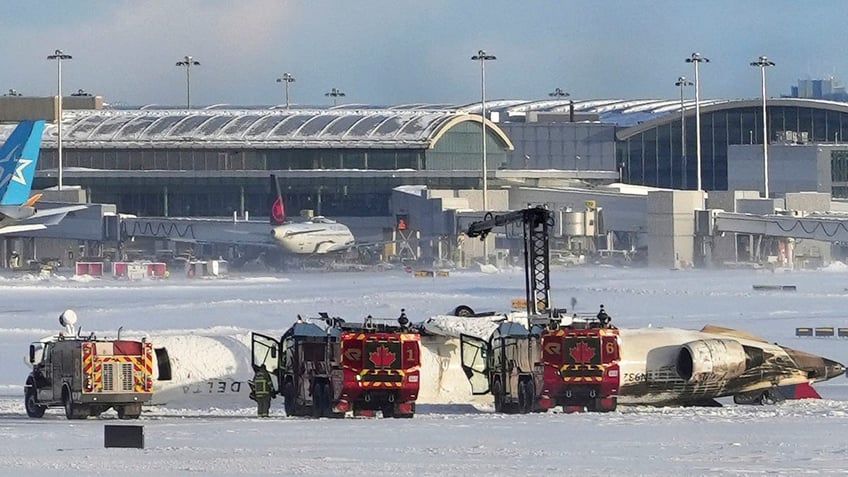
[269,174,286,225]
[0,120,44,206]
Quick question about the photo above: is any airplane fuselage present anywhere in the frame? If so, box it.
[270,217,355,254]
[614,327,844,405]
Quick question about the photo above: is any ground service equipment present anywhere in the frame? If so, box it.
[25,311,154,419]
[251,312,420,418]
[459,207,621,413]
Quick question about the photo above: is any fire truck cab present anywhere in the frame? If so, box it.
[251,312,420,418]
[25,311,154,420]
[460,321,544,414]
[538,314,621,412]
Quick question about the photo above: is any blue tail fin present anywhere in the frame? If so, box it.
[0,120,44,206]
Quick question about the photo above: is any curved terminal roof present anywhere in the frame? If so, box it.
[459,98,734,127]
[17,97,848,149]
[37,108,512,150]
[614,97,848,139]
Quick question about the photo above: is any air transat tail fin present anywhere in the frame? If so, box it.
[269,174,285,225]
[0,120,44,206]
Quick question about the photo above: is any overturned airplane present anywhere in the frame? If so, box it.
[426,309,845,409]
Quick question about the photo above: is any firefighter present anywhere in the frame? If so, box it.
[250,364,275,417]
[597,304,612,328]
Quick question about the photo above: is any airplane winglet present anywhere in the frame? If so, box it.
[23,193,41,207]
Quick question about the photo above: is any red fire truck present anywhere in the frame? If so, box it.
[252,312,420,418]
[538,316,620,412]
[460,207,620,413]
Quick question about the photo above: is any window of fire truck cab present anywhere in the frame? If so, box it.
[282,337,293,368]
[29,342,46,364]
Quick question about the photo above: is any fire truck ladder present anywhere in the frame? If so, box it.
[467,206,555,317]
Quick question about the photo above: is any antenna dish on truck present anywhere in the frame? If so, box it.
[59,309,78,335]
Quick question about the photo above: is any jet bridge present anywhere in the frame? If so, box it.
[119,216,274,246]
[711,211,848,243]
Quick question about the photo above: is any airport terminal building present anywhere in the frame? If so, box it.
[10,96,848,219]
[26,105,513,219]
[4,95,848,268]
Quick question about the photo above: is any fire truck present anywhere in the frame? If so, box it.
[24,310,155,419]
[459,207,621,413]
[251,311,420,418]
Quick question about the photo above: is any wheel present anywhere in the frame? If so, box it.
[283,381,296,416]
[319,382,332,417]
[393,403,415,419]
[492,380,505,413]
[312,382,330,418]
[517,380,534,414]
[63,391,87,420]
[24,388,45,418]
[587,396,617,413]
[453,305,475,317]
[117,403,142,419]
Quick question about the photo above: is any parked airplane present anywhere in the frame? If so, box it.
[268,175,355,254]
[0,120,85,234]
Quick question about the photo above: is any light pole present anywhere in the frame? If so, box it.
[175,56,200,109]
[471,49,496,212]
[675,76,693,188]
[325,88,346,106]
[751,55,775,198]
[47,49,72,191]
[548,87,569,99]
[685,52,709,191]
[276,73,295,108]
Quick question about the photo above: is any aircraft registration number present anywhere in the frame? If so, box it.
[623,372,647,383]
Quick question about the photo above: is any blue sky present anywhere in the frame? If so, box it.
[2,1,846,107]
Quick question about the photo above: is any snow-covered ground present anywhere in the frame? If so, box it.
[1,266,848,476]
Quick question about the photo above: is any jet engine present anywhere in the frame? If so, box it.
[676,339,747,383]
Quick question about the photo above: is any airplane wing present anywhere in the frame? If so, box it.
[0,223,47,235]
[31,204,88,226]
[700,324,769,343]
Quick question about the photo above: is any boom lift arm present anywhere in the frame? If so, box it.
[467,206,555,317]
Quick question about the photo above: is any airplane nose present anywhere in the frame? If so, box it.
[824,358,846,380]
[783,347,846,381]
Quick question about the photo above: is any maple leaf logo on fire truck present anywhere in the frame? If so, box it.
[569,341,596,363]
[369,345,396,368]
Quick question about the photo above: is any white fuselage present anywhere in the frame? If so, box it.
[270,217,355,254]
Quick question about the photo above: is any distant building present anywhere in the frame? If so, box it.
[786,78,848,102]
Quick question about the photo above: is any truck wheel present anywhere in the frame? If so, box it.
[283,382,296,417]
[587,397,617,413]
[312,383,329,418]
[117,404,142,419]
[25,389,45,418]
[318,383,332,417]
[63,391,87,420]
[517,380,533,414]
[492,380,505,413]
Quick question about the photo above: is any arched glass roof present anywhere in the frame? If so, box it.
[18,98,848,150]
[40,108,509,150]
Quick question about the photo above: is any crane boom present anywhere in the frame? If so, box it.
[467,206,555,316]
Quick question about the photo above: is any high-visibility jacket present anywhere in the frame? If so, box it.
[254,370,273,398]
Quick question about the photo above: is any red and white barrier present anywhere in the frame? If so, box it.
[75,262,104,277]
